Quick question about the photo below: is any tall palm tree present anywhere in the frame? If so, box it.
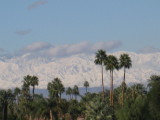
[0,89,14,120]
[73,85,79,100]
[47,78,64,119]
[30,75,39,98]
[14,87,21,104]
[83,81,89,93]
[105,55,119,106]
[47,78,65,99]
[66,87,72,100]
[119,53,132,106]
[130,84,145,98]
[94,49,107,100]
[23,75,32,94]
[54,78,65,99]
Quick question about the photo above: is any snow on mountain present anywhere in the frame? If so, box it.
[0,51,160,89]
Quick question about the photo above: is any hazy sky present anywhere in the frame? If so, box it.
[0,0,160,55]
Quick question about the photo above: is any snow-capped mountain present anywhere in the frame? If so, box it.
[0,51,160,89]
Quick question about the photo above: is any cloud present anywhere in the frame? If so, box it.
[138,46,160,54]
[45,42,91,57]
[15,29,32,36]
[15,41,122,58]
[21,42,52,53]
[28,0,48,10]
[92,41,122,51]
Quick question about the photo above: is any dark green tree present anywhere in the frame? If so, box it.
[23,75,32,94]
[119,53,132,106]
[14,87,21,104]
[85,94,112,120]
[66,87,72,100]
[47,77,65,99]
[83,81,89,93]
[105,55,119,106]
[116,84,149,120]
[30,75,39,98]
[94,49,107,100]
[148,75,160,120]
[0,89,14,120]
[73,85,79,100]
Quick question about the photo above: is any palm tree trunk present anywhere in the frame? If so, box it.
[16,95,18,104]
[60,93,61,99]
[3,103,7,120]
[111,70,114,106]
[86,87,87,93]
[69,94,71,100]
[50,109,53,120]
[122,68,125,106]
[33,86,35,97]
[71,94,73,99]
[29,115,32,120]
[124,68,126,83]
[101,64,105,100]
[110,70,112,106]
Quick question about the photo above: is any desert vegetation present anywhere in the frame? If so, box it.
[0,50,160,120]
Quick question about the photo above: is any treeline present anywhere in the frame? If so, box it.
[0,50,160,120]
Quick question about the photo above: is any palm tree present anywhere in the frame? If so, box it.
[14,87,21,104]
[84,81,89,93]
[54,78,65,99]
[0,89,14,120]
[119,53,132,106]
[47,78,64,119]
[73,85,79,100]
[130,84,145,98]
[23,75,32,94]
[105,55,119,106]
[147,75,160,119]
[47,78,65,99]
[30,75,39,98]
[66,87,72,100]
[94,49,107,100]
[85,95,111,120]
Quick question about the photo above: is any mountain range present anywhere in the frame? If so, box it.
[0,51,160,89]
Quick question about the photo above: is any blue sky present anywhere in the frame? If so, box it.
[0,0,160,55]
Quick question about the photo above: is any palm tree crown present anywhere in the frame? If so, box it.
[94,49,107,65]
[66,87,72,100]
[30,75,39,97]
[73,85,79,100]
[47,77,65,99]
[84,81,89,93]
[119,53,132,69]
[105,55,119,71]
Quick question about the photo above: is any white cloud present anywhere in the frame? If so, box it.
[138,46,160,54]
[22,42,51,52]
[66,41,90,54]
[91,41,122,51]
[17,42,52,56]
[15,41,122,58]
[28,0,48,10]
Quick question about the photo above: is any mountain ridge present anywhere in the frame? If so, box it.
[0,51,159,89]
